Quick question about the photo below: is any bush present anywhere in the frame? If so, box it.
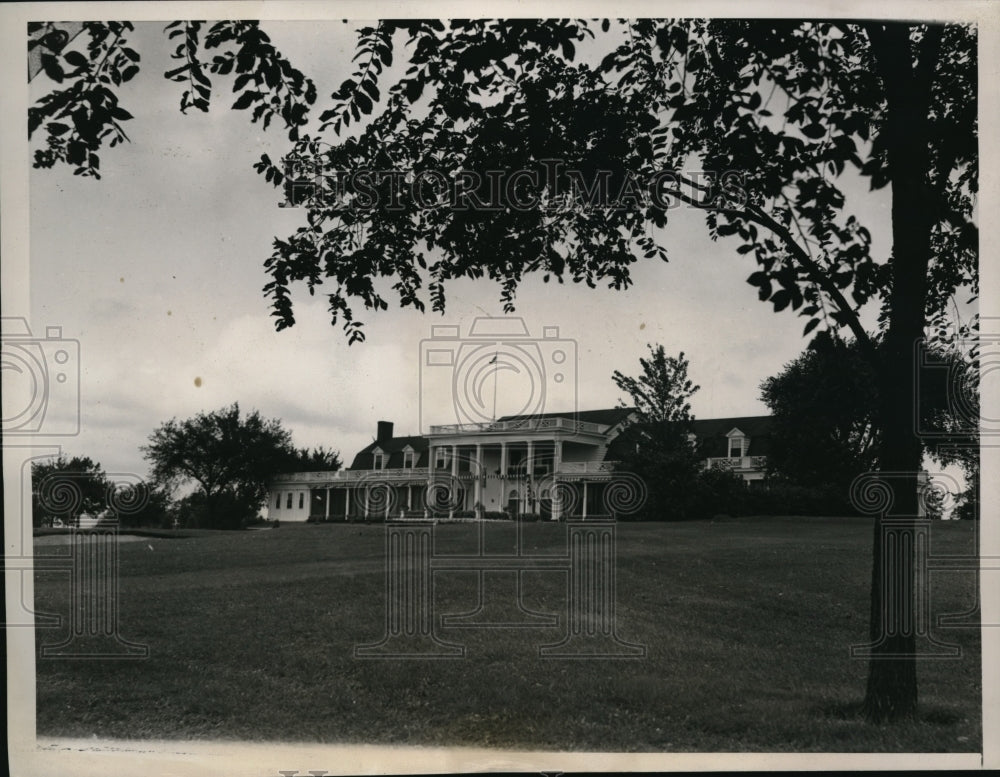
[742,479,854,517]
[173,490,260,530]
[614,461,857,521]
[688,467,748,520]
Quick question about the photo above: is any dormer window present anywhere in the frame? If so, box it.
[725,427,749,459]
[372,448,385,469]
[435,449,449,469]
[402,447,415,469]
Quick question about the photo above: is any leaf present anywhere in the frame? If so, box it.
[47,122,70,136]
[404,78,424,103]
[63,50,89,68]
[803,318,820,336]
[41,53,64,83]
[801,123,826,139]
[232,90,260,110]
[771,289,791,312]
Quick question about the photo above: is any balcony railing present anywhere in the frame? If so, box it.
[272,460,622,486]
[428,417,604,435]
[705,456,767,471]
[272,467,429,485]
[558,460,619,473]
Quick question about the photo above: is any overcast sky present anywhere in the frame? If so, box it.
[25,20,907,480]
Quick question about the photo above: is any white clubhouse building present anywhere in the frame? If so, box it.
[267,409,772,522]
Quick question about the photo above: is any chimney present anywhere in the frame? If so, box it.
[376,421,394,442]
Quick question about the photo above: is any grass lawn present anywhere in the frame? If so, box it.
[33,516,981,752]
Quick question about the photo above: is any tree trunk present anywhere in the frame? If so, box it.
[862,23,939,722]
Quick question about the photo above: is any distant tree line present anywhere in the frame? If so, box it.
[31,403,341,530]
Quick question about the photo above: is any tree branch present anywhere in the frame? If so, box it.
[662,183,876,359]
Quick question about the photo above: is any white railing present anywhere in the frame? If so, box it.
[558,461,619,473]
[428,417,605,435]
[272,460,622,486]
[705,456,767,470]
[272,467,429,485]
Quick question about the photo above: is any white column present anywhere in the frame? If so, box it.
[345,488,350,519]
[363,487,370,518]
[582,481,588,519]
[474,443,483,518]
[325,487,331,519]
[526,440,534,514]
[450,444,458,518]
[552,439,563,520]
[407,485,412,510]
[500,441,508,478]
[426,444,435,518]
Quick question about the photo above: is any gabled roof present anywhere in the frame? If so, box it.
[690,416,773,457]
[349,435,429,470]
[690,415,773,439]
[604,415,774,460]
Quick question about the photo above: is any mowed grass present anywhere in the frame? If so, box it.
[33,517,981,751]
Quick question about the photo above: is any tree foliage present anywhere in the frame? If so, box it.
[760,331,979,494]
[142,403,296,529]
[30,454,110,527]
[31,20,975,345]
[611,345,701,519]
[28,21,314,178]
[613,344,699,424]
[285,445,343,472]
[760,333,880,493]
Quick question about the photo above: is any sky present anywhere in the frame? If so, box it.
[24,20,907,482]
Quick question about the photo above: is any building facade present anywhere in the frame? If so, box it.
[268,410,773,522]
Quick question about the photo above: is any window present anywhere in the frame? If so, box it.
[275,493,281,509]
[435,450,448,469]
[299,492,304,509]
[728,437,744,458]
[373,449,385,469]
[403,449,415,469]
[286,492,293,509]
